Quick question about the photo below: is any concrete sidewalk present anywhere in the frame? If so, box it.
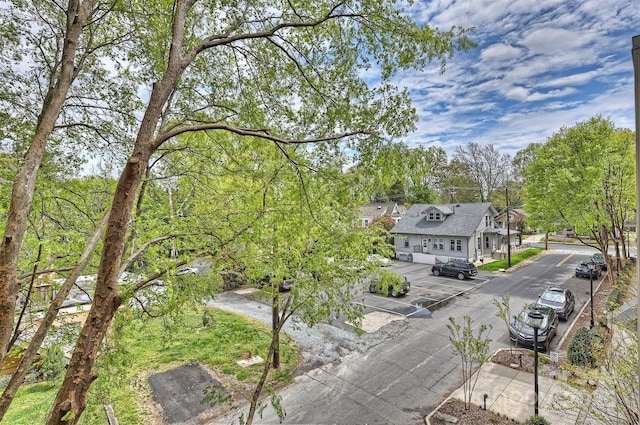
[428,361,584,424]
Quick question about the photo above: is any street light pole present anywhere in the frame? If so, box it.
[631,32,640,401]
[506,187,511,268]
[588,261,595,329]
[528,309,544,417]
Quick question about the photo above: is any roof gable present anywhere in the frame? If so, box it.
[420,205,453,216]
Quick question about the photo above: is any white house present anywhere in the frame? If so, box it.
[390,202,517,264]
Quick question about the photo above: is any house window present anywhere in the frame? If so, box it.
[422,238,428,248]
[404,240,409,248]
[485,236,490,249]
[363,219,369,227]
[433,238,444,250]
[477,237,481,249]
[450,239,462,251]
[428,212,442,221]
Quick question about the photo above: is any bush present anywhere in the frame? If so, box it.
[523,415,551,425]
[567,327,602,367]
[39,345,66,384]
[606,287,623,312]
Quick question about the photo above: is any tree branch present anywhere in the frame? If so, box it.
[155,123,367,148]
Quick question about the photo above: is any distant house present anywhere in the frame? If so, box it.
[359,203,406,227]
[390,202,517,264]
[494,208,527,230]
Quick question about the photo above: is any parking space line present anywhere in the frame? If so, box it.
[353,300,411,316]
[416,280,474,290]
[409,287,461,296]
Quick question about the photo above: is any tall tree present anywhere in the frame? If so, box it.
[452,142,511,202]
[355,143,446,203]
[523,116,635,273]
[0,0,98,368]
[43,1,475,423]
[437,159,479,203]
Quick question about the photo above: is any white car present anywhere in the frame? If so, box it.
[367,254,392,267]
[176,265,198,275]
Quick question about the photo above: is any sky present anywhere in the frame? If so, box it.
[393,0,640,159]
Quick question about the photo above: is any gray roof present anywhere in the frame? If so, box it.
[390,202,496,238]
[360,203,405,219]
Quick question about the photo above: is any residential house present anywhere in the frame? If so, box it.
[495,208,527,230]
[359,202,406,227]
[495,207,528,244]
[390,202,517,264]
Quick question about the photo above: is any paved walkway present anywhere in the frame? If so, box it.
[427,361,586,424]
[462,362,579,423]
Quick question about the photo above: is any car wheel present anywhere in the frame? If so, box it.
[369,284,377,293]
[433,269,440,276]
[391,288,399,297]
[457,272,465,280]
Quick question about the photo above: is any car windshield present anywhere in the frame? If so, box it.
[540,292,565,304]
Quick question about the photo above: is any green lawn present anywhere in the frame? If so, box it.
[478,248,544,272]
[3,306,300,424]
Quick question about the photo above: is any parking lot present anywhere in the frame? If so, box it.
[358,260,491,321]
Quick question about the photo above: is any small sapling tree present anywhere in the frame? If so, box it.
[447,315,492,410]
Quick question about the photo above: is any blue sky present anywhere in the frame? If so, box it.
[393,0,640,159]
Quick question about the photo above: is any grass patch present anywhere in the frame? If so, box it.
[4,306,300,424]
[478,248,544,272]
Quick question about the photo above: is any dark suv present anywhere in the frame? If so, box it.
[432,259,478,280]
[590,252,607,270]
[535,287,575,320]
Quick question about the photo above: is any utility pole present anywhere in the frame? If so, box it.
[506,187,511,268]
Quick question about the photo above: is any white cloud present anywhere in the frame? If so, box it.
[480,43,522,63]
[395,0,638,159]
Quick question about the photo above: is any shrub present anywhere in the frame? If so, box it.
[39,345,66,384]
[567,327,603,367]
[523,415,551,425]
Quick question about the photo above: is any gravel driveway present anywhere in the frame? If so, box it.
[208,289,408,370]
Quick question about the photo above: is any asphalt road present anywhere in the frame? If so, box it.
[207,245,601,425]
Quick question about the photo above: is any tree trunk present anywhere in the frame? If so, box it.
[0,210,109,420]
[46,4,191,421]
[0,0,94,368]
[46,151,151,425]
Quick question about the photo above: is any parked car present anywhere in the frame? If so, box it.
[508,304,559,351]
[590,252,607,270]
[431,259,478,280]
[535,287,575,320]
[368,271,410,297]
[257,275,294,292]
[575,261,602,278]
[176,265,199,275]
[367,254,393,267]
